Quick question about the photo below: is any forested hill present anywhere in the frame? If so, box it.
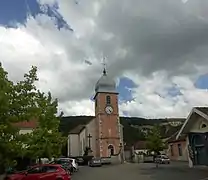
[59,116,185,145]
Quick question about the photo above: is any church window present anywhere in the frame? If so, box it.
[106,95,111,104]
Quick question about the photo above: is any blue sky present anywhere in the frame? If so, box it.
[0,0,71,30]
[0,0,208,116]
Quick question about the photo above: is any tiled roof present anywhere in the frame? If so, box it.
[196,107,208,116]
[69,125,86,134]
[13,120,38,128]
[134,141,147,150]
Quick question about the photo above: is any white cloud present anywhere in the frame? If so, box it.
[1,0,208,118]
[120,72,208,118]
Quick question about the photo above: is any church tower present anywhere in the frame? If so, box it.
[94,68,121,157]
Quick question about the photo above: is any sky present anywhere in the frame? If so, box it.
[1,0,208,118]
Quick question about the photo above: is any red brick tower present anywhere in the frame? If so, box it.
[94,68,121,157]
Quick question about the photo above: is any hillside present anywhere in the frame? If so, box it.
[59,116,185,145]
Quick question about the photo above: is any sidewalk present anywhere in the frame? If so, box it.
[0,174,5,180]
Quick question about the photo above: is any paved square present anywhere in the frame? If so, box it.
[73,162,208,180]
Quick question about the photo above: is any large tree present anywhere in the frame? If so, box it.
[25,91,66,160]
[146,125,165,155]
[0,63,65,169]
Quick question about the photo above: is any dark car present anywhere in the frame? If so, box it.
[75,157,84,165]
[88,158,102,167]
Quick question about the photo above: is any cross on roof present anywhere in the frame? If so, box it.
[101,56,107,75]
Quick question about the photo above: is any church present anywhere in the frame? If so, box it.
[67,68,124,159]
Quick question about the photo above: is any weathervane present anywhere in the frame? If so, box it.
[101,56,107,75]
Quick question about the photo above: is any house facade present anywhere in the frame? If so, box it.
[167,135,188,161]
[176,107,208,167]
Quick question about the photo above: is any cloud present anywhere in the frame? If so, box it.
[1,0,208,118]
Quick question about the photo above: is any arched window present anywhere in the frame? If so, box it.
[108,144,114,156]
[106,95,111,105]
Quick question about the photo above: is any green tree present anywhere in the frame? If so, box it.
[0,63,65,169]
[25,92,66,160]
[146,125,165,155]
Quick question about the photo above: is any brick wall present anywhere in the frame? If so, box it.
[167,140,188,161]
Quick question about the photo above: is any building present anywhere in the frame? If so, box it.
[167,134,188,161]
[67,68,124,159]
[67,121,96,157]
[13,120,37,134]
[176,107,208,167]
[12,68,185,161]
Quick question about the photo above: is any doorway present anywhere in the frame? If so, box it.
[191,133,208,166]
[196,146,206,165]
[108,144,114,156]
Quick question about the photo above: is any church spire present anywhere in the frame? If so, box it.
[103,67,107,75]
[102,56,107,76]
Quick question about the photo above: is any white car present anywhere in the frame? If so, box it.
[155,155,170,164]
[57,158,79,172]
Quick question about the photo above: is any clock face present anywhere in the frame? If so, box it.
[105,106,113,114]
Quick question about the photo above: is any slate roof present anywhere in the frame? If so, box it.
[59,116,94,136]
[69,125,86,134]
[196,107,208,116]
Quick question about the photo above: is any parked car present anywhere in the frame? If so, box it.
[143,155,154,163]
[88,157,102,167]
[50,160,73,175]
[100,157,111,165]
[56,158,78,172]
[155,155,170,164]
[74,157,84,166]
[4,164,71,180]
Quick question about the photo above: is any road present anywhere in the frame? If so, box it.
[73,162,208,180]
